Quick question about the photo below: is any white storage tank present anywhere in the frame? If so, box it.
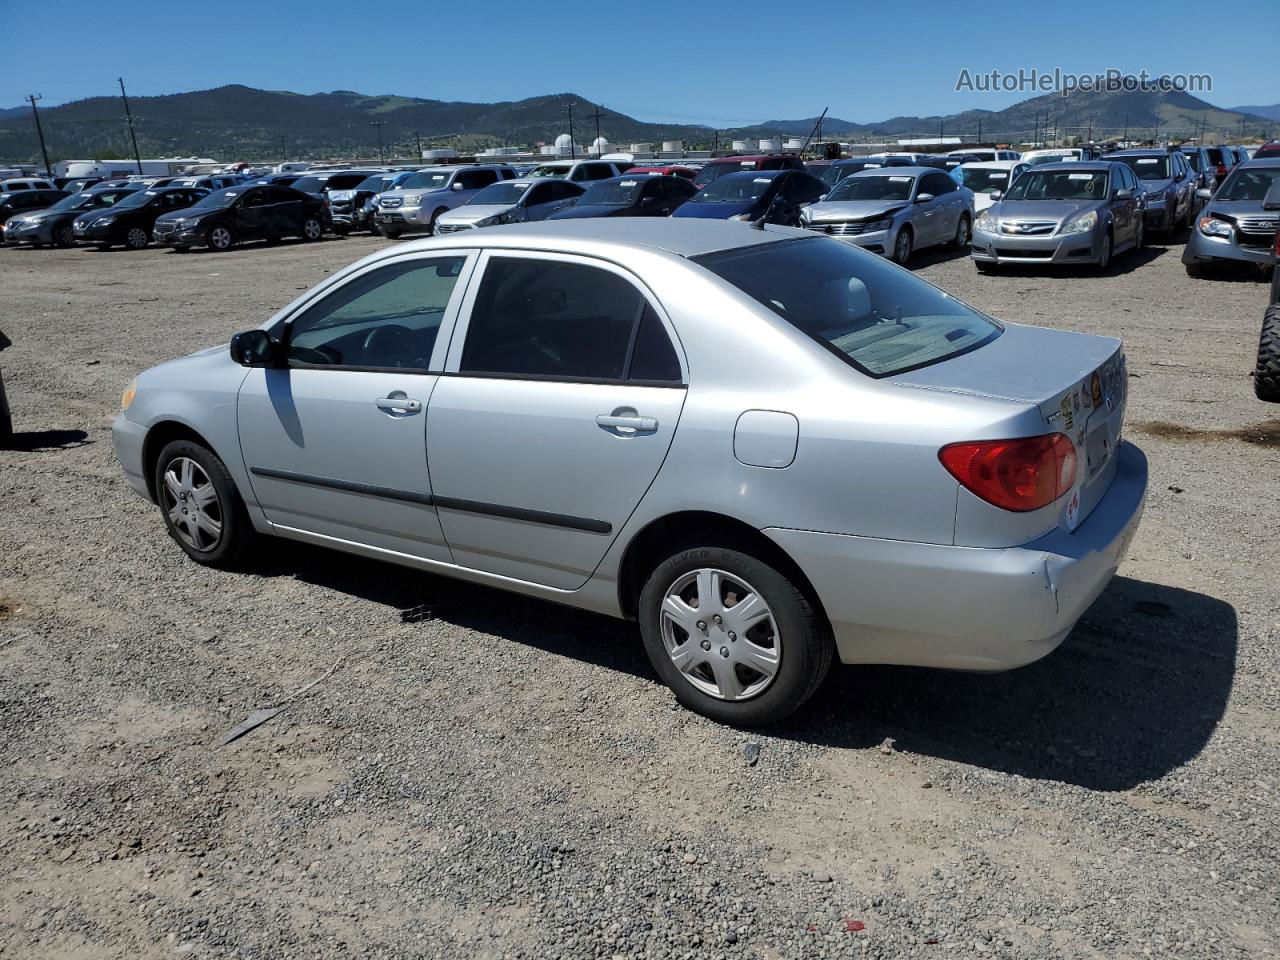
[421,149,457,160]
[630,143,652,153]
[784,138,805,150]
[758,138,781,152]
[662,140,683,152]
[731,140,754,152]
[591,136,610,155]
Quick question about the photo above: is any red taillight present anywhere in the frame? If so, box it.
[939,434,1077,512]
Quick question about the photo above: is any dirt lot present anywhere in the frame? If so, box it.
[1,231,1277,960]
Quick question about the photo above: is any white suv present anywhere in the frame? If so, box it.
[524,159,632,183]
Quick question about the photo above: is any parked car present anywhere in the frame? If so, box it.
[0,177,56,192]
[72,186,208,250]
[818,156,911,189]
[0,187,69,237]
[1255,214,1280,401]
[946,148,1022,163]
[1104,149,1195,235]
[152,185,329,252]
[57,177,103,192]
[3,185,141,248]
[0,327,10,445]
[166,175,242,193]
[673,170,827,227]
[971,161,1145,272]
[523,160,631,183]
[1254,141,1280,159]
[549,174,697,220]
[691,155,805,190]
[1179,146,1219,197]
[953,161,1031,213]
[1183,159,1280,277]
[625,165,697,179]
[112,219,1147,725]
[1022,149,1085,167]
[1200,146,1235,189]
[329,173,403,235]
[435,179,584,233]
[290,170,385,204]
[801,167,975,265]
[375,165,516,239]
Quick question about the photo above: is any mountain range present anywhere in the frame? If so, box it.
[0,85,1273,164]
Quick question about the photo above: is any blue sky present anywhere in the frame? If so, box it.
[3,0,1275,123]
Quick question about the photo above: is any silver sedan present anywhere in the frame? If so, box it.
[113,220,1147,725]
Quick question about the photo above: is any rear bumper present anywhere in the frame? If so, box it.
[112,413,152,502]
[765,441,1147,671]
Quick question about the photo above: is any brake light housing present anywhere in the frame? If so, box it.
[939,434,1077,512]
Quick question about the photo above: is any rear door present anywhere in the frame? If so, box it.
[425,251,687,589]
[233,188,273,240]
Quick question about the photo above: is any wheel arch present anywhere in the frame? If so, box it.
[615,510,831,631]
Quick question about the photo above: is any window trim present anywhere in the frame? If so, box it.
[271,249,480,374]
[441,248,687,387]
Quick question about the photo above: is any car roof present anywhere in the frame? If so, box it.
[1028,161,1114,172]
[848,166,930,177]
[1239,156,1280,168]
[961,160,1021,170]
[403,217,795,258]
[716,170,785,181]
[1104,149,1169,157]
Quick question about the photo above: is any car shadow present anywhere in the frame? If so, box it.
[2,429,92,451]
[777,575,1236,791]
[976,245,1168,279]
[244,543,1234,790]
[910,245,972,268]
[176,236,347,255]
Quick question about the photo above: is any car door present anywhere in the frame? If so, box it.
[926,172,964,245]
[425,251,687,589]
[232,187,273,241]
[1110,168,1135,246]
[236,251,476,562]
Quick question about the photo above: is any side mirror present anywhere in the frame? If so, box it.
[229,330,280,367]
[452,182,465,191]
[914,192,935,204]
[989,190,1003,201]
[1196,187,1212,200]
[1114,188,1134,200]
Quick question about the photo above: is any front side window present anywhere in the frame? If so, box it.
[694,238,1000,378]
[923,173,956,196]
[287,256,467,369]
[456,169,498,190]
[460,257,678,382]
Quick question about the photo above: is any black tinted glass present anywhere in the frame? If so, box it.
[628,306,681,382]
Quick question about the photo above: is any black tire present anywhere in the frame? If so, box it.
[53,224,74,248]
[1255,304,1280,403]
[379,223,403,240]
[891,226,914,266]
[427,208,447,236]
[638,545,833,726]
[152,439,259,568]
[951,214,971,250]
[1185,261,1211,279]
[332,224,351,237]
[206,224,234,252]
[1094,231,1112,272]
[975,261,998,274]
[1132,219,1144,253]
[1270,266,1278,306]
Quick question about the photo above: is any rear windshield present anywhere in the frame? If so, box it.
[694,238,1001,377]
[692,174,776,203]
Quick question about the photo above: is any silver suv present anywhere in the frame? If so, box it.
[1182,158,1280,278]
[374,165,515,238]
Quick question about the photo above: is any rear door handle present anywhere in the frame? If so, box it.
[596,414,658,433]
[376,396,422,414]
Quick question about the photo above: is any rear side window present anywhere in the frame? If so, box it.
[695,238,1000,378]
[461,258,680,382]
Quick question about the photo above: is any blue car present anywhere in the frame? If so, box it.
[672,170,827,226]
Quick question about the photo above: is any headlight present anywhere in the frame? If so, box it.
[974,209,996,232]
[121,377,138,411]
[1198,216,1232,238]
[866,217,894,232]
[402,195,424,207]
[1059,211,1098,236]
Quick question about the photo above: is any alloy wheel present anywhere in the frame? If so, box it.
[209,226,232,250]
[303,219,322,240]
[956,217,971,248]
[894,230,912,264]
[127,227,148,249]
[161,457,223,552]
[659,568,780,701]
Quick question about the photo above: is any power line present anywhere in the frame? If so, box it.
[25,94,52,178]
[118,78,143,174]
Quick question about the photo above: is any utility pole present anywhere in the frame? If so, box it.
[279,136,286,163]
[25,94,52,178]
[118,78,143,174]
[370,121,386,163]
[1033,111,1040,147]
[1123,113,1129,144]
[566,102,576,159]
[414,131,423,161]
[589,103,604,155]
[977,118,982,144]
[1087,116,1093,144]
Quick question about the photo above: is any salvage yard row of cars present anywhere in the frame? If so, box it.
[2,142,1276,279]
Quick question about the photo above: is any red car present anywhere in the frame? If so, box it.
[692,154,804,190]
[1255,141,1280,159]
[626,165,698,179]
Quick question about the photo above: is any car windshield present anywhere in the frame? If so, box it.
[1216,167,1280,201]
[691,174,776,203]
[1004,170,1109,201]
[826,175,914,202]
[1116,155,1171,179]
[695,238,1000,377]
[192,188,243,209]
[577,179,644,206]
[111,190,159,210]
[468,182,530,205]
[90,190,137,206]
[957,168,1011,194]
[355,175,394,192]
[399,171,453,190]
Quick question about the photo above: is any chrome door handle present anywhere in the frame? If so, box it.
[376,396,422,413]
[596,414,658,433]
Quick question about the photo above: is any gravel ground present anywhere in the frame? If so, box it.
[0,231,1277,960]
